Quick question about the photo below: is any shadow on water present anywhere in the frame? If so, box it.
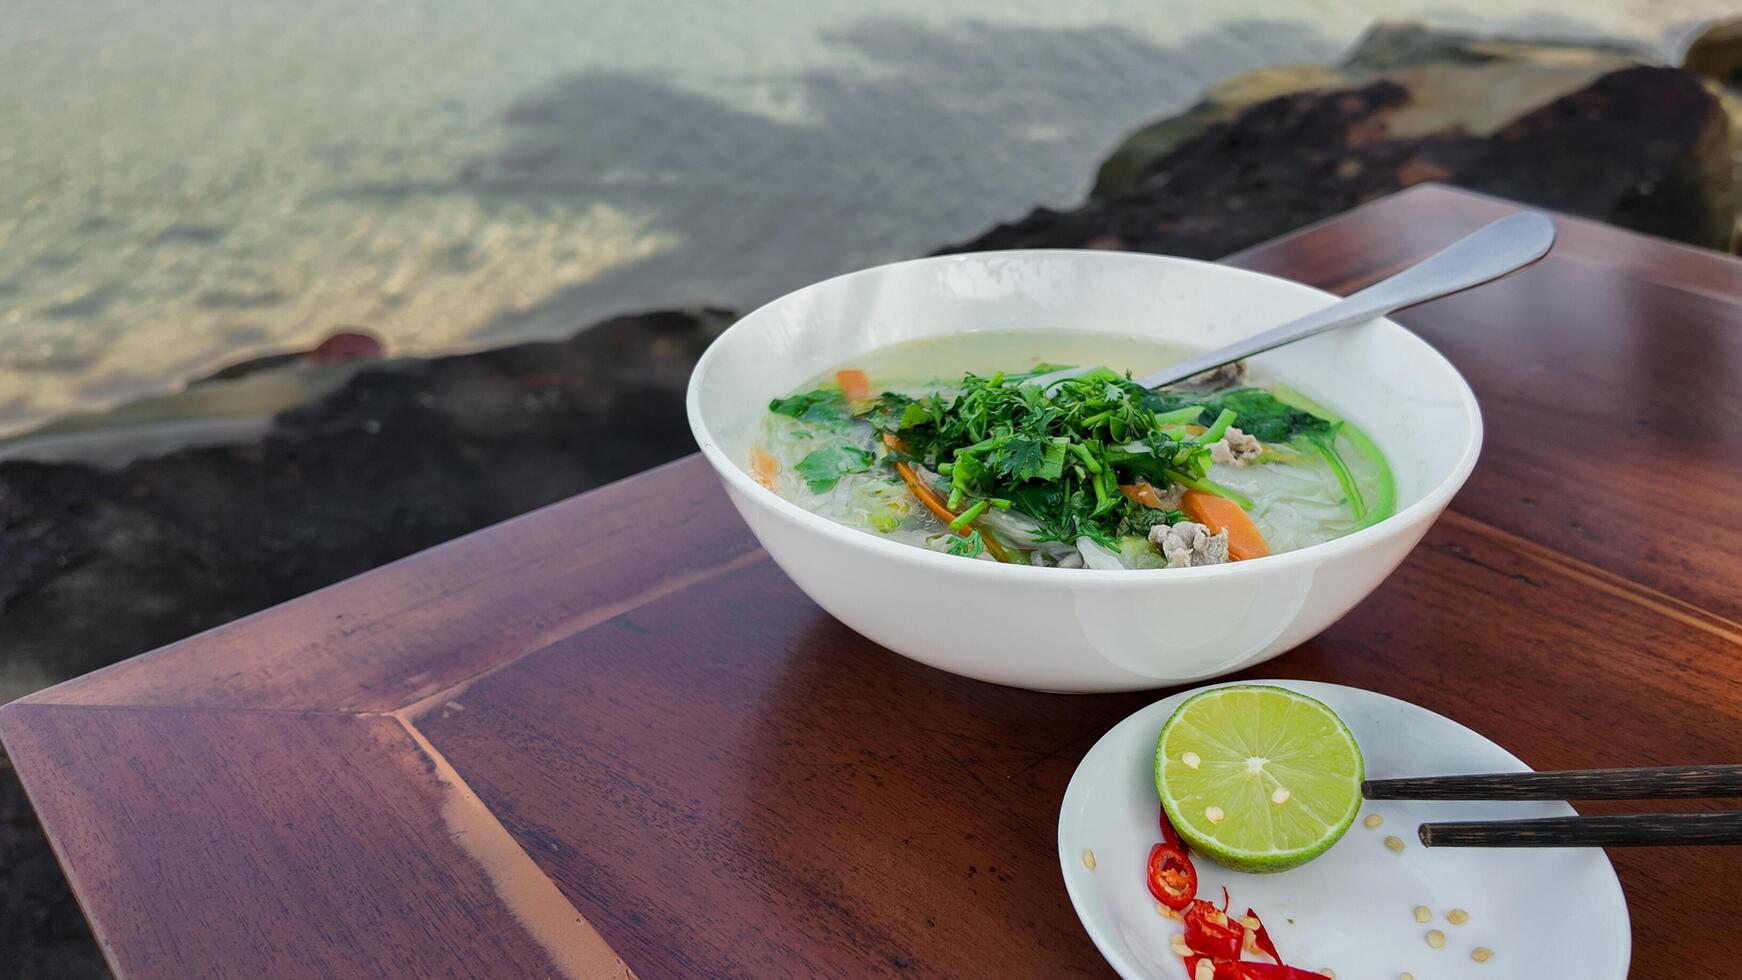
[337,17,1343,343]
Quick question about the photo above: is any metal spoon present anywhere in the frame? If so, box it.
[1027,210,1557,391]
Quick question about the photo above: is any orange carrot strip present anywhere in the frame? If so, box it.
[882,433,1010,562]
[836,369,872,402]
[1181,490,1270,561]
[1119,482,1165,509]
[749,445,781,490]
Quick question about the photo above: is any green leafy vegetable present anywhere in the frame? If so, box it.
[1139,386,1329,443]
[1197,408,1237,445]
[1271,384,1396,526]
[1143,384,1389,521]
[793,445,873,492]
[770,389,850,423]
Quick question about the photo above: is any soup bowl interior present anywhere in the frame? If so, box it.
[687,250,1480,691]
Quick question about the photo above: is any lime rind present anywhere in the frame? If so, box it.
[1154,684,1364,873]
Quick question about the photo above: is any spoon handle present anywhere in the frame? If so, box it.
[1128,210,1557,390]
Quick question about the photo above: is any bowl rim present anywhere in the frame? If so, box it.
[686,248,1483,582]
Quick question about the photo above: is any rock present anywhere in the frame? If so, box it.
[0,307,733,699]
[1684,19,1742,248]
[1685,18,1742,87]
[194,328,384,384]
[1,329,396,469]
[953,63,1734,259]
[1093,22,1649,200]
[1340,20,1650,72]
[1091,65,1346,199]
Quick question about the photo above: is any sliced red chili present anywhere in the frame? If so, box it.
[1158,806,1186,852]
[1145,843,1198,909]
[1182,899,1244,961]
[1212,963,1331,980]
[1244,907,1282,964]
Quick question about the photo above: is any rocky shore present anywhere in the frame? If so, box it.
[5,21,1742,977]
[943,22,1738,257]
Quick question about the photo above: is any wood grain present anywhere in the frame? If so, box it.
[3,184,1740,979]
[401,499,1742,978]
[1,705,629,979]
[1365,764,1742,801]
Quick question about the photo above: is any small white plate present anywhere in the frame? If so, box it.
[1058,680,1630,979]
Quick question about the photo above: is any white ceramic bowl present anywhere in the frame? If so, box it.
[686,250,1481,692]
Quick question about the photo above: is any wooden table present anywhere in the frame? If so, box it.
[5,184,1741,978]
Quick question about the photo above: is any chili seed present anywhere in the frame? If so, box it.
[1194,960,1215,980]
[1401,974,1415,980]
[1082,849,1096,870]
[1171,934,1192,958]
[1426,929,1446,949]
[1412,905,1431,923]
[1384,835,1405,852]
[1364,813,1384,828]
[1472,947,1494,963]
[1447,908,1469,925]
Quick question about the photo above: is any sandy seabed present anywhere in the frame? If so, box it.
[1,0,1728,437]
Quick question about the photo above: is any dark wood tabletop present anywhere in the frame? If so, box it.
[5,183,1741,979]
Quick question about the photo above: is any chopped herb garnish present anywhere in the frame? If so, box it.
[786,367,1222,546]
[945,528,988,558]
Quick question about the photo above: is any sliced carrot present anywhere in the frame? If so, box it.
[1119,482,1165,509]
[1181,489,1270,561]
[836,369,872,402]
[749,445,781,490]
[882,432,1010,562]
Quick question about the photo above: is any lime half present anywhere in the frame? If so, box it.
[1155,684,1364,873]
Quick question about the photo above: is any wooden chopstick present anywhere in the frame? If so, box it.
[1363,764,1742,801]
[1419,811,1742,848]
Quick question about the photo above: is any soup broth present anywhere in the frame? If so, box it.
[750,330,1392,569]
